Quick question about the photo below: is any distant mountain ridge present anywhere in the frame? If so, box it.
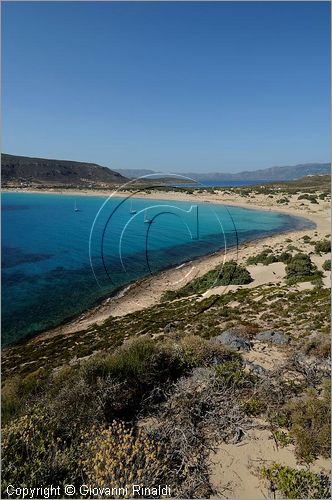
[2,154,330,187]
[2,153,128,187]
[115,163,330,182]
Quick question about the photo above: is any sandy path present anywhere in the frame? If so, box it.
[209,423,330,499]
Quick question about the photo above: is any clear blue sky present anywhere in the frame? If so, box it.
[2,1,330,172]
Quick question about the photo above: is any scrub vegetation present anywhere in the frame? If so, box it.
[2,276,330,498]
[161,261,252,301]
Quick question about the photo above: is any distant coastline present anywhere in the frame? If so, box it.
[2,184,328,221]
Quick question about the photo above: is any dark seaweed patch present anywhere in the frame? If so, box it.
[2,247,53,268]
[2,204,31,211]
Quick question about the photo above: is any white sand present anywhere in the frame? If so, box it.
[209,423,330,499]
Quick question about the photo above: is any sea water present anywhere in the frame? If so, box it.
[2,192,314,345]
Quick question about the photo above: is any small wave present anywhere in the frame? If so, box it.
[175,260,193,270]
[113,283,133,299]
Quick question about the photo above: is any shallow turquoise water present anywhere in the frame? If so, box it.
[2,192,313,345]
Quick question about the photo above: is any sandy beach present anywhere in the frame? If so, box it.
[19,186,329,343]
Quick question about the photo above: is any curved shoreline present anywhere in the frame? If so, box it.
[26,215,327,344]
[3,189,330,345]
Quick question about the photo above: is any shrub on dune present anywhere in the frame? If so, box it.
[314,239,331,254]
[285,253,322,285]
[322,259,331,271]
[162,261,252,301]
[287,381,331,462]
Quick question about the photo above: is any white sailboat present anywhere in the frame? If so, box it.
[74,200,80,212]
[144,209,152,224]
[129,200,137,214]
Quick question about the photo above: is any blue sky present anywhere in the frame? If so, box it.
[2,1,330,173]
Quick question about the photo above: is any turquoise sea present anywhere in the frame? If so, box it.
[2,192,314,345]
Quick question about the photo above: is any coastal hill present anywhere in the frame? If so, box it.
[1,153,128,188]
[3,154,330,188]
[115,162,331,182]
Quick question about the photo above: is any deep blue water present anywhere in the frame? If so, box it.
[2,193,314,345]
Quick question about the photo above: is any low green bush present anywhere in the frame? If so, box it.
[278,251,292,263]
[215,357,248,388]
[303,334,331,359]
[242,397,266,416]
[1,368,49,424]
[315,239,331,254]
[177,335,235,369]
[268,411,291,429]
[273,430,293,447]
[287,382,331,462]
[80,338,194,418]
[162,261,252,301]
[322,259,331,271]
[247,249,276,265]
[285,253,322,285]
[262,464,330,499]
[83,337,159,383]
[247,250,292,266]
[298,193,319,204]
[277,197,290,204]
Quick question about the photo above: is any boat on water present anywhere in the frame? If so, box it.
[129,200,137,214]
[74,201,80,212]
[144,210,152,224]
